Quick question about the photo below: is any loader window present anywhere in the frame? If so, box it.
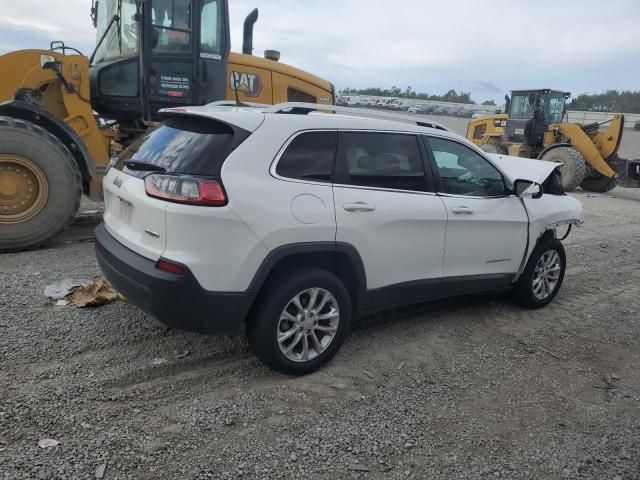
[200,0,222,56]
[541,94,566,123]
[152,0,192,52]
[509,95,534,120]
[94,0,139,63]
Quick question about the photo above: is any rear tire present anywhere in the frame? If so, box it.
[247,268,352,375]
[539,146,587,192]
[480,143,508,155]
[0,117,82,251]
[513,236,566,309]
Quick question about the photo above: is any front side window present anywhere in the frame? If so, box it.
[276,132,337,183]
[152,0,192,52]
[427,137,506,197]
[94,0,139,63]
[338,132,428,192]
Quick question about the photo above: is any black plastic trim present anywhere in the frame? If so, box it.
[95,224,255,334]
[248,241,368,310]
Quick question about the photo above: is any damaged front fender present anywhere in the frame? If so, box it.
[515,194,583,279]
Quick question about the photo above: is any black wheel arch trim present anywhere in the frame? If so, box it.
[247,242,519,314]
[0,100,94,193]
[247,242,368,311]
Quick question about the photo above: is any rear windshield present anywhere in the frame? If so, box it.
[115,116,250,178]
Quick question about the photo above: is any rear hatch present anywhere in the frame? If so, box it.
[103,113,251,261]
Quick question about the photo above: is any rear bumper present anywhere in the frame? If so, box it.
[94,224,256,334]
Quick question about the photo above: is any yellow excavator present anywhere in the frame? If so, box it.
[466,89,639,192]
[0,0,334,251]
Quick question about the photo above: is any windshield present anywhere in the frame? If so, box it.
[94,0,139,63]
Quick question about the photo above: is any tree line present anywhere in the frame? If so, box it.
[569,90,640,114]
[340,86,640,113]
[341,86,477,104]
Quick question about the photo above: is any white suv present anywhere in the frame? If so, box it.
[95,103,583,375]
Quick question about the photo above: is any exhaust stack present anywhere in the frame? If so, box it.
[242,8,259,55]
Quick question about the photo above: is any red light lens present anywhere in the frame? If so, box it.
[156,258,187,276]
[145,174,227,206]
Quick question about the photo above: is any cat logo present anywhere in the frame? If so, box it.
[230,72,264,98]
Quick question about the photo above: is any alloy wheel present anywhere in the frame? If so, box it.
[276,287,340,363]
[532,250,562,300]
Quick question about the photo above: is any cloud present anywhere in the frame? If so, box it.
[2,0,639,102]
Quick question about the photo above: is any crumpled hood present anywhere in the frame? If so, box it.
[487,154,560,184]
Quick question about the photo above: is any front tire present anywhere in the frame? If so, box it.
[247,268,352,375]
[513,237,566,308]
[539,147,587,191]
[0,117,82,251]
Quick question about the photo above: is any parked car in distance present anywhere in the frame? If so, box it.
[634,119,640,130]
[388,99,413,110]
[96,102,583,375]
[407,104,431,114]
[337,95,360,107]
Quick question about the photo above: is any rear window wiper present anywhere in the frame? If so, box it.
[123,161,166,172]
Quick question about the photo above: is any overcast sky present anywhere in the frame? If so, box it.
[1,0,638,102]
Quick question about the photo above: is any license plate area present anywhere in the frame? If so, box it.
[119,197,134,224]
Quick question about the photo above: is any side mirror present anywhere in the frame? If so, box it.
[514,179,543,198]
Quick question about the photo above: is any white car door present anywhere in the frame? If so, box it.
[333,131,448,306]
[424,136,529,291]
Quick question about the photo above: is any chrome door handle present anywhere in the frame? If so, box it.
[343,202,376,212]
[451,206,473,214]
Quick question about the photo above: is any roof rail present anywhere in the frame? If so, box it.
[207,100,270,108]
[263,102,451,132]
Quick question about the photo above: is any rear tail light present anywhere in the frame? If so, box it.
[144,174,227,206]
[156,258,188,276]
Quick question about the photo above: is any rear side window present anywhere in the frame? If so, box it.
[116,116,249,178]
[276,131,337,183]
[337,132,428,192]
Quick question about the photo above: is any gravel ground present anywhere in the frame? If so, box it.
[1,120,640,479]
[1,190,639,479]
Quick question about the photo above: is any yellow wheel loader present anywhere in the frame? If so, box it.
[466,89,640,192]
[0,0,335,251]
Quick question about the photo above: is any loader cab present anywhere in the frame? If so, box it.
[89,0,231,123]
[505,89,570,147]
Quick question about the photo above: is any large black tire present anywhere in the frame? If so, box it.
[513,236,566,309]
[247,268,352,375]
[539,146,587,192]
[580,155,618,192]
[580,173,617,193]
[480,143,508,155]
[0,117,82,251]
